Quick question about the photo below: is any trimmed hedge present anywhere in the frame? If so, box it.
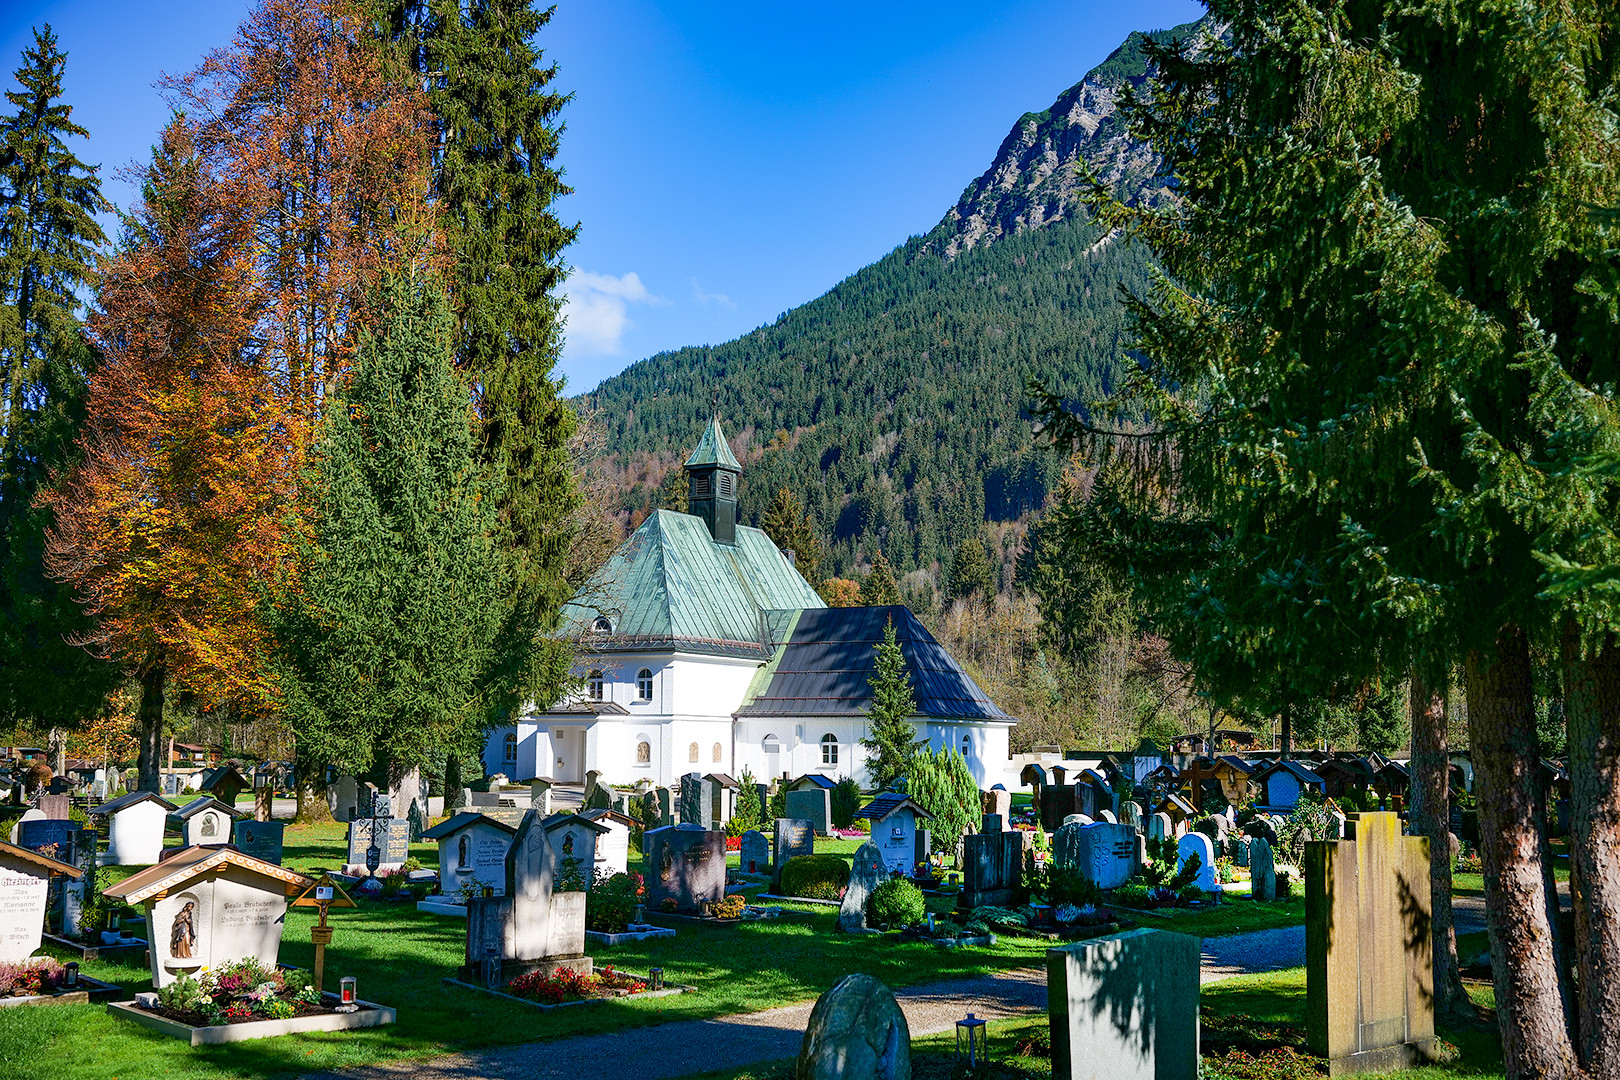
[778,854,850,900]
[869,878,925,928]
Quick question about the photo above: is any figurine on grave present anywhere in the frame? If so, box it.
[458,835,471,870]
[171,902,196,958]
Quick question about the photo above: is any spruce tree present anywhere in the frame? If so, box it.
[0,27,117,739]
[947,534,993,605]
[905,747,978,854]
[858,548,900,606]
[382,0,582,715]
[860,619,919,788]
[273,267,506,785]
[761,486,824,587]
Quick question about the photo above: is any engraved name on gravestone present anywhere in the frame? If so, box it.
[0,854,59,962]
[1075,821,1136,890]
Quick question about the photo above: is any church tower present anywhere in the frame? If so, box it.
[685,415,742,544]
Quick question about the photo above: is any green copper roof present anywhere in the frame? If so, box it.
[684,417,742,471]
[560,510,824,657]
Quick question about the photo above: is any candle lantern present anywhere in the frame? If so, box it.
[63,962,79,988]
[339,976,357,1005]
[956,1012,987,1068]
[481,947,501,990]
[648,967,664,991]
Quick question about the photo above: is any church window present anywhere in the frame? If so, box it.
[637,668,653,700]
[713,742,723,763]
[762,734,781,775]
[821,734,838,766]
[504,732,517,762]
[591,616,612,634]
[689,742,700,763]
[636,740,651,765]
[961,733,971,756]
[587,671,604,701]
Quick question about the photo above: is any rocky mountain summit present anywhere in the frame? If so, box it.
[932,15,1213,257]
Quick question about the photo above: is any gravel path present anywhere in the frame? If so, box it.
[300,968,1048,1080]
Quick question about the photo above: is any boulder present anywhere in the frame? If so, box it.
[796,974,910,1080]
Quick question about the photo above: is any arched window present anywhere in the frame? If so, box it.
[712,742,723,763]
[961,733,971,755]
[637,668,653,700]
[636,739,651,765]
[591,616,612,634]
[762,734,781,775]
[587,670,604,701]
[689,742,700,763]
[821,733,839,766]
[504,732,517,762]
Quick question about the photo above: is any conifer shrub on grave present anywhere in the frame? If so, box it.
[830,776,862,829]
[778,854,851,900]
[869,878,925,929]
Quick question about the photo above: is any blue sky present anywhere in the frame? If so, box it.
[1,0,1203,392]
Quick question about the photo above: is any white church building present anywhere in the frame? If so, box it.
[482,418,1016,789]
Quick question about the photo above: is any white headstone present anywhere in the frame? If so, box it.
[105,799,167,865]
[1177,832,1218,892]
[438,819,514,898]
[0,852,56,961]
[1147,812,1172,842]
[1097,809,1118,824]
[7,809,44,846]
[1074,822,1136,889]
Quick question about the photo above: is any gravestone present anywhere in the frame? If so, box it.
[1052,819,1086,874]
[1121,801,1145,832]
[796,974,911,1080]
[701,775,734,830]
[1177,832,1218,892]
[740,829,769,875]
[1097,809,1118,824]
[39,793,70,820]
[1245,817,1279,845]
[253,787,273,823]
[1073,822,1136,890]
[982,813,1004,833]
[1048,928,1200,1080]
[329,775,359,822]
[172,797,237,848]
[656,787,675,828]
[231,820,285,865]
[983,786,1012,822]
[1306,812,1437,1075]
[530,778,553,815]
[577,809,631,878]
[17,819,78,863]
[104,847,312,988]
[959,829,1024,908]
[643,826,726,912]
[1147,812,1172,843]
[345,816,410,876]
[678,773,703,826]
[1326,808,1347,840]
[1063,813,1093,827]
[1250,837,1276,902]
[583,770,603,806]
[1135,832,1149,875]
[913,827,933,873]
[771,818,815,890]
[545,815,605,890]
[838,840,886,934]
[785,786,832,836]
[1230,835,1250,869]
[408,800,427,843]
[425,813,514,899]
[463,810,591,984]
[93,792,174,866]
[6,809,43,845]
[0,841,81,961]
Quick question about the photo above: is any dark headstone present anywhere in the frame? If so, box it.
[797,974,911,1080]
[771,818,815,889]
[17,818,77,863]
[678,773,702,826]
[740,829,769,875]
[232,820,285,865]
[785,786,832,835]
[959,829,1024,908]
[644,825,726,912]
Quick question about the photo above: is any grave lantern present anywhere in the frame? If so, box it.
[340,976,356,1004]
[481,946,501,990]
[956,1012,987,1067]
[648,967,664,991]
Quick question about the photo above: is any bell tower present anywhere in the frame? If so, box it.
[684,414,742,544]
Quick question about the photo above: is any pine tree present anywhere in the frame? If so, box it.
[0,26,117,739]
[761,486,824,587]
[858,549,900,607]
[947,534,993,605]
[905,747,978,854]
[383,0,583,716]
[657,465,688,514]
[733,766,762,831]
[272,267,506,791]
[860,620,919,788]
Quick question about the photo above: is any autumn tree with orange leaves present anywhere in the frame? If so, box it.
[44,120,303,793]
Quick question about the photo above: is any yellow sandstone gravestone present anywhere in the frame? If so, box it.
[1305,811,1438,1076]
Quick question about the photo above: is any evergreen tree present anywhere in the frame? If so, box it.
[761,486,824,587]
[657,465,688,514]
[0,26,116,739]
[733,766,762,831]
[905,747,978,855]
[383,0,583,716]
[860,619,919,788]
[858,549,900,607]
[947,534,993,604]
[272,268,506,787]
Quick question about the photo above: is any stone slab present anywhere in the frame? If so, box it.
[1048,928,1200,1080]
[107,996,395,1045]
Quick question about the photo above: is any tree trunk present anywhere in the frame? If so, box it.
[1281,704,1292,760]
[1411,668,1470,1021]
[1562,624,1620,1077]
[47,727,66,776]
[134,664,166,793]
[445,752,464,811]
[1466,624,1581,1080]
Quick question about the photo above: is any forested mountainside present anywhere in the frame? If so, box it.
[580,17,1207,589]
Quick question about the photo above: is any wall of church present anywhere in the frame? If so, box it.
[734,718,873,786]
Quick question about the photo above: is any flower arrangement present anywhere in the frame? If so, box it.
[505,964,648,1006]
[659,896,678,913]
[710,895,745,920]
[724,835,742,851]
[0,958,66,997]
[151,958,327,1027]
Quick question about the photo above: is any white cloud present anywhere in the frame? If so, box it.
[689,278,737,310]
[561,270,664,356]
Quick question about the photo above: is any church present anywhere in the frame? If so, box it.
[482,418,1017,789]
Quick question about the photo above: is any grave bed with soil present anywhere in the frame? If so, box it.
[443,966,691,1011]
[39,932,149,963]
[0,974,123,1007]
[108,993,396,1045]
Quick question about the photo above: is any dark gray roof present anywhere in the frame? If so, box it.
[91,791,177,815]
[421,812,518,840]
[735,606,1013,722]
[787,774,835,790]
[853,793,932,823]
[1254,760,1325,786]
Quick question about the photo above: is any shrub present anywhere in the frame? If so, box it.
[1046,867,1102,907]
[778,854,850,900]
[831,776,862,828]
[586,871,644,934]
[0,958,64,996]
[1194,816,1224,842]
[733,767,763,831]
[711,894,745,919]
[868,879,925,928]
[905,747,978,854]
